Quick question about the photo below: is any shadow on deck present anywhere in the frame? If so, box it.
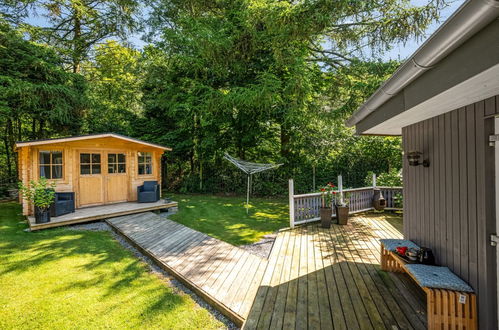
[243,214,427,329]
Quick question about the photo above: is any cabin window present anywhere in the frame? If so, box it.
[39,151,63,179]
[80,153,101,175]
[138,152,152,175]
[108,153,126,174]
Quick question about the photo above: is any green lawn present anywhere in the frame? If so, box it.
[165,194,289,246]
[0,202,223,330]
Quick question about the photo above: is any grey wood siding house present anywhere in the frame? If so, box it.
[347,1,499,328]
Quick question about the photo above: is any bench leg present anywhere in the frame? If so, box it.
[380,244,405,272]
[426,288,477,330]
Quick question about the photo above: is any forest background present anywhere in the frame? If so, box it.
[0,0,455,196]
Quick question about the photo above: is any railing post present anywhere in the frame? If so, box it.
[289,179,295,228]
[372,173,377,188]
[338,175,343,205]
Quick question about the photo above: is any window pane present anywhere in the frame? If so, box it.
[80,164,91,175]
[52,151,63,164]
[80,153,90,164]
[92,154,101,164]
[138,155,145,164]
[118,154,126,163]
[138,164,145,175]
[52,165,63,179]
[40,151,51,164]
[108,164,116,174]
[108,154,116,164]
[92,164,101,174]
[118,164,126,173]
[40,165,51,178]
[145,164,152,175]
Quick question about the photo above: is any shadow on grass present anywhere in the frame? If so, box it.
[0,202,213,328]
[166,194,289,245]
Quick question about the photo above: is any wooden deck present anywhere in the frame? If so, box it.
[28,200,177,231]
[107,212,268,326]
[244,214,427,330]
[107,212,426,329]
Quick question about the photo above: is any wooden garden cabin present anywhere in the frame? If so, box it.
[15,133,171,216]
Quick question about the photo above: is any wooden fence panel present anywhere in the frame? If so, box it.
[290,186,403,227]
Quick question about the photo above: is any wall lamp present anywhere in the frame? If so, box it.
[407,151,430,167]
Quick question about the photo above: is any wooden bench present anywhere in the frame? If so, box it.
[380,239,477,330]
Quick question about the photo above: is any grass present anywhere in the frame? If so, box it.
[165,193,289,246]
[0,202,223,330]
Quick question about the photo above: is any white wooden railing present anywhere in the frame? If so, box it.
[289,176,402,228]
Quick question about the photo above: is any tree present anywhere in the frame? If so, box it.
[3,0,140,72]
[82,40,143,134]
[0,21,86,179]
[137,0,446,194]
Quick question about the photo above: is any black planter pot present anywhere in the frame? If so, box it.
[320,207,332,228]
[34,207,51,224]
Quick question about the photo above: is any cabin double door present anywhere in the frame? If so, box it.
[78,150,129,207]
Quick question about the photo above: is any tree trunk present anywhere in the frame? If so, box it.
[5,119,15,179]
[280,124,290,159]
[312,164,316,191]
[3,133,12,179]
[72,12,82,73]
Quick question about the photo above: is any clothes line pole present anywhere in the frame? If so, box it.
[246,174,250,215]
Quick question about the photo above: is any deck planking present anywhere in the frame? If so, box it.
[106,210,426,329]
[28,199,177,230]
[243,214,427,330]
[107,212,266,326]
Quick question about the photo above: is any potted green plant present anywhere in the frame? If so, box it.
[335,192,350,225]
[319,182,335,228]
[18,178,56,224]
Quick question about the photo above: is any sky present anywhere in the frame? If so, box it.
[25,0,465,62]
[382,0,465,60]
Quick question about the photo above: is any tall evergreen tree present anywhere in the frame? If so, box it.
[138,0,448,193]
[0,21,86,178]
[2,0,140,72]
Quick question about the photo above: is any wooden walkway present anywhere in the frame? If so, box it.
[107,212,268,326]
[108,212,426,329]
[243,214,427,330]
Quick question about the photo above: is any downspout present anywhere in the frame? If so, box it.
[346,0,499,127]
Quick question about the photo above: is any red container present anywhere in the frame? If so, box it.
[396,246,408,255]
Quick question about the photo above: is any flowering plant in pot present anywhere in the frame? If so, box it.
[319,182,335,228]
[18,177,56,224]
[334,192,350,225]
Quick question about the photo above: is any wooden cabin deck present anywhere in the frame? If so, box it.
[107,212,426,329]
[28,199,177,231]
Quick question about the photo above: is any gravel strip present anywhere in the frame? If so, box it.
[67,217,236,329]
[240,234,276,259]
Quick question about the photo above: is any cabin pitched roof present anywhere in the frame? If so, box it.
[15,133,171,151]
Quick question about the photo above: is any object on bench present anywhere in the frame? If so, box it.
[379,238,420,252]
[380,239,421,272]
[50,192,75,217]
[405,264,474,292]
[380,240,477,330]
[137,181,160,203]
